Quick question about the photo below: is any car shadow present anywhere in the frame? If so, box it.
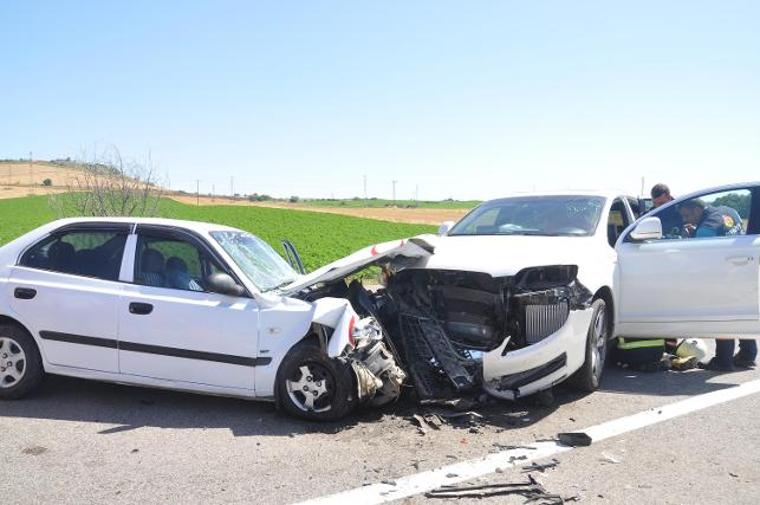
[2,375,569,437]
[4,366,750,437]
[598,364,753,396]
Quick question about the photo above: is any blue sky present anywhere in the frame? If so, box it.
[1,1,759,199]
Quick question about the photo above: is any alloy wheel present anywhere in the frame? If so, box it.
[0,337,26,389]
[286,363,335,413]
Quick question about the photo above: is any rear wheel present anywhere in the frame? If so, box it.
[0,323,44,400]
[276,342,355,421]
[567,299,609,392]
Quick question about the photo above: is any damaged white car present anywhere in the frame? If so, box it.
[284,191,642,408]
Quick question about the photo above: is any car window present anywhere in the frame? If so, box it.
[648,188,752,241]
[607,198,631,247]
[134,234,223,292]
[449,196,605,237]
[20,230,128,281]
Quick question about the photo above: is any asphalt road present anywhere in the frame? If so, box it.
[1,355,759,505]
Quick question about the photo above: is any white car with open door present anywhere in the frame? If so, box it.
[614,182,760,340]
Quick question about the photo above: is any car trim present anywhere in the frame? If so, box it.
[39,331,271,367]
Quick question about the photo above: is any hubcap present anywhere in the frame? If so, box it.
[286,363,333,413]
[590,309,607,378]
[0,337,26,389]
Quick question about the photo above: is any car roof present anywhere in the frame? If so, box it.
[42,217,243,234]
[481,189,633,202]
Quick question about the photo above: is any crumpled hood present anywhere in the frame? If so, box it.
[419,235,601,277]
[279,235,437,295]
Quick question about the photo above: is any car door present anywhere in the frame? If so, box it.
[615,185,760,337]
[6,223,131,372]
[117,225,260,392]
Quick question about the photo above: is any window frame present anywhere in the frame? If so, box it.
[623,184,759,243]
[16,222,132,282]
[132,224,251,297]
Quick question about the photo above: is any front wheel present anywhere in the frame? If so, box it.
[567,299,609,392]
[276,342,355,421]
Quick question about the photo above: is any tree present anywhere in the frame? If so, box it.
[42,178,53,187]
[50,147,165,217]
[713,192,751,218]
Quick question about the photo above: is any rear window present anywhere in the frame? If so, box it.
[20,230,128,281]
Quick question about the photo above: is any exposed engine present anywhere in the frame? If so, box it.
[297,264,592,403]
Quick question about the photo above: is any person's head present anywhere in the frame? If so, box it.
[650,183,673,208]
[678,199,706,225]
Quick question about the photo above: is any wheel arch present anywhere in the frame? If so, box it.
[592,286,615,338]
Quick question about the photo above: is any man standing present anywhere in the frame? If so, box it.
[651,183,674,208]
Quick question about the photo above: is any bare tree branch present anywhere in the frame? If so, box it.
[49,146,166,218]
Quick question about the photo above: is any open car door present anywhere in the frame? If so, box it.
[615,184,760,338]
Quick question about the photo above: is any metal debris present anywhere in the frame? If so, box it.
[425,475,567,503]
[522,459,560,473]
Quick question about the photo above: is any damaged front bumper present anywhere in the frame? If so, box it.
[482,307,594,399]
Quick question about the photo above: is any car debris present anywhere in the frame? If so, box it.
[600,452,622,464]
[522,459,560,473]
[557,432,593,447]
[425,474,569,503]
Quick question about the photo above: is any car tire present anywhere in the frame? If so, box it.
[276,341,355,421]
[567,298,609,392]
[0,323,44,400]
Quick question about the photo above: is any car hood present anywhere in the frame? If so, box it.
[279,235,437,295]
[419,234,600,277]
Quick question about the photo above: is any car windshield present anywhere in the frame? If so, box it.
[211,231,299,292]
[449,195,606,237]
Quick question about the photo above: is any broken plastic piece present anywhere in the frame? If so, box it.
[557,432,592,447]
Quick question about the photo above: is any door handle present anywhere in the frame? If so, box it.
[14,287,37,300]
[129,302,154,315]
[725,255,754,266]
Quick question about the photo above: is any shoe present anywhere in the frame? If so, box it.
[734,355,757,369]
[698,358,735,372]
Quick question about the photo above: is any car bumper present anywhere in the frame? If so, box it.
[482,307,594,400]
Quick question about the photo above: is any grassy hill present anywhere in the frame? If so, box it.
[0,195,436,271]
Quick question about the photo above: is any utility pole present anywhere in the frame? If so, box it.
[363,174,367,204]
[230,176,234,199]
[640,177,645,198]
[212,184,216,202]
[196,179,200,206]
[415,184,419,203]
[392,180,397,203]
[29,151,33,186]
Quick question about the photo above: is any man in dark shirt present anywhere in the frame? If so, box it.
[677,199,757,370]
[679,199,743,238]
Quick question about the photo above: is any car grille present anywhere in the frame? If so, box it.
[524,301,570,344]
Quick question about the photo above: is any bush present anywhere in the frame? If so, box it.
[289,195,300,203]
[42,179,53,187]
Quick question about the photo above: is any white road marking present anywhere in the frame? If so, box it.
[294,378,760,505]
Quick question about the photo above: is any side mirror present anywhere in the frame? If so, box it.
[206,273,246,297]
[438,221,455,236]
[629,217,663,241]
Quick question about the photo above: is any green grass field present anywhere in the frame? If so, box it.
[0,196,436,271]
